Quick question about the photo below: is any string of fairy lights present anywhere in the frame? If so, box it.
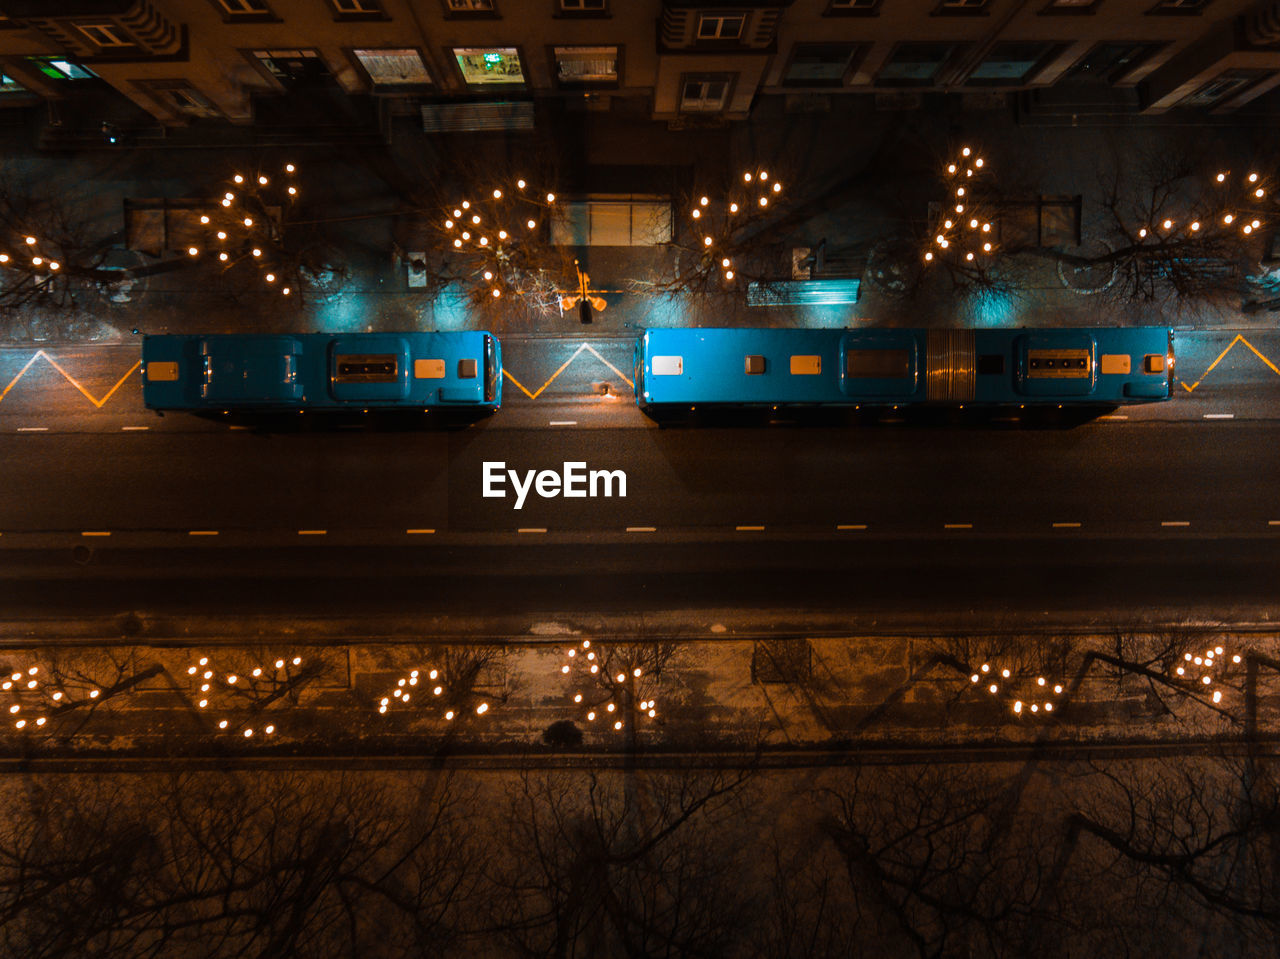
[183,652,306,738]
[0,234,61,277]
[967,641,1243,718]
[689,168,783,285]
[185,162,300,296]
[441,177,558,300]
[0,665,98,731]
[377,664,492,723]
[558,639,656,732]
[924,146,993,268]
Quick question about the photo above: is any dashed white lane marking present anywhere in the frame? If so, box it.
[518,528,547,534]
[1052,522,1082,528]
[188,530,219,536]
[297,529,327,535]
[17,427,48,432]
[1269,521,1280,526]
[944,523,973,530]
[1161,521,1191,527]
[549,420,577,426]
[1203,413,1235,419]
[121,426,150,431]
[81,531,111,537]
[626,526,656,532]
[837,524,867,530]
[1098,414,1129,420]
[406,528,436,535]
[736,525,765,531]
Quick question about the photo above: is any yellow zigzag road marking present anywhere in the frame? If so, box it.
[1181,334,1280,393]
[503,342,633,401]
[0,350,141,409]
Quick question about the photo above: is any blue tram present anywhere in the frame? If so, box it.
[634,327,1173,412]
[142,331,501,413]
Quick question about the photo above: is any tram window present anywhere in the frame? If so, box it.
[335,354,398,382]
[745,355,766,374]
[845,349,910,378]
[978,354,1004,374]
[1144,353,1166,373]
[458,358,478,379]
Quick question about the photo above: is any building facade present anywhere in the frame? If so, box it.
[2,0,1280,131]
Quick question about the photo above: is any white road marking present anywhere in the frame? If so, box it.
[406,528,436,535]
[944,523,973,530]
[1203,413,1235,419]
[17,427,48,432]
[837,524,867,530]
[1098,414,1128,420]
[626,527,656,532]
[121,426,150,431]
[81,531,111,537]
[1161,521,1190,527]
[1269,521,1280,527]
[518,528,547,534]
[736,525,765,531]
[549,420,577,426]
[298,529,327,535]
[1052,522,1082,528]
[188,530,219,536]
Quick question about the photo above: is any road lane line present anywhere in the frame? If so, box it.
[626,527,656,532]
[1203,413,1235,419]
[1270,521,1280,526]
[1052,522,1082,528]
[121,426,150,431]
[81,531,111,537]
[1099,414,1128,420]
[1161,521,1190,527]
[406,528,436,535]
[188,530,219,536]
[298,529,327,535]
[944,524,973,529]
[736,525,765,531]
[518,528,547,534]
[549,420,577,426]
[16,427,48,432]
[837,524,867,530]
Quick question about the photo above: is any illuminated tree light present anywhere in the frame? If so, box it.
[292,657,301,665]
[287,187,297,196]
[493,189,502,199]
[982,223,991,232]
[445,710,455,720]
[266,274,275,283]
[461,201,470,209]
[760,171,769,181]
[286,164,295,173]
[965,252,974,261]
[1224,214,1234,224]
[614,720,623,730]
[948,164,957,174]
[759,197,769,207]
[606,703,616,713]
[8,705,18,714]
[282,287,291,295]
[517,179,526,189]
[1250,172,1259,182]
[546,193,556,203]
[31,257,42,266]
[461,232,471,241]
[1043,703,1053,712]
[24,236,35,245]
[982,243,992,252]
[1201,676,1212,685]
[234,175,244,184]
[1001,668,1011,678]
[0,254,8,263]
[454,239,463,248]
[479,237,489,246]
[1014,701,1022,714]
[692,209,701,219]
[200,215,210,225]
[453,209,462,218]
[1212,691,1222,703]
[988,684,998,694]
[492,288,502,298]
[724,270,734,280]
[471,214,481,225]
[1162,219,1172,230]
[975,158,984,168]
[773,182,782,193]
[258,176,268,185]
[1176,666,1185,675]
[573,693,582,702]
[252,248,262,257]
[704,236,713,246]
[1233,654,1242,663]
[35,718,45,726]
[925,252,935,263]
[498,230,507,240]
[218,720,228,729]
[483,270,493,281]
[1217,173,1226,182]
[527,220,536,229]
[15,720,24,729]
[217,231,227,239]
[1252,219,1260,229]
[243,217,253,227]
[49,262,59,271]
[956,188,965,197]
[744,172,753,183]
[729,203,739,213]
[1190,221,1200,231]
[562,665,571,674]
[476,703,489,715]
[219,253,229,262]
[89,690,99,698]
[962,147,971,157]
[633,668,642,677]
[1139,228,1147,238]
[647,709,656,718]
[198,699,207,708]
[587,711,595,721]
[244,728,253,737]
[224,192,234,202]
[51,692,62,701]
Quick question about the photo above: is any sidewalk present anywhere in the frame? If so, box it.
[3,96,1280,345]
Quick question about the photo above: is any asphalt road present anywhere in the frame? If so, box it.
[1,330,1277,623]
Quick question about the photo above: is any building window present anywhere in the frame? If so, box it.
[76,23,136,48]
[454,47,524,85]
[877,43,957,85]
[138,79,222,117]
[1148,0,1209,12]
[826,0,881,14]
[445,0,495,11]
[560,0,606,9]
[1177,69,1269,106]
[354,49,432,86]
[1065,42,1165,83]
[330,0,384,16]
[27,58,98,81]
[935,0,989,12]
[697,14,746,39]
[214,0,272,14]
[554,46,618,84]
[1041,0,1099,13]
[967,42,1062,84]
[680,74,732,111]
[0,73,25,93]
[254,49,331,83]
[783,43,864,86]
